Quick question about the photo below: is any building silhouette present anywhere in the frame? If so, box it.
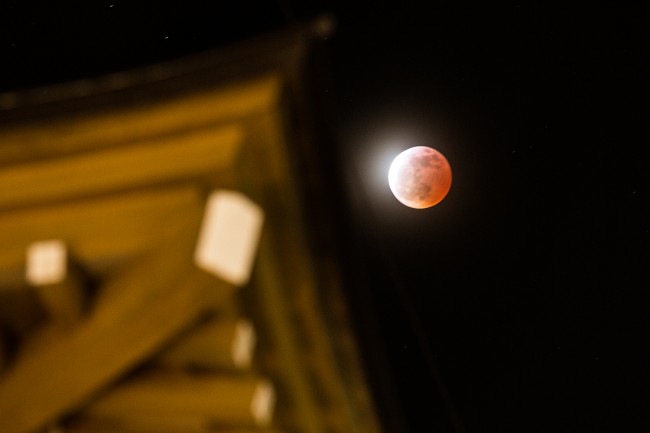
[0,23,381,433]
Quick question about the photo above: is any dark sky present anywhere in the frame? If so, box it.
[1,3,648,433]
[325,7,648,433]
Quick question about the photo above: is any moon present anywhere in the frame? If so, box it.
[388,146,452,209]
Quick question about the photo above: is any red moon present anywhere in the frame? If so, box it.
[388,146,452,209]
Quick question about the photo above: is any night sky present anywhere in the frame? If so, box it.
[1,3,648,432]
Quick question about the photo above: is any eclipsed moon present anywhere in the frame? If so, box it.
[388,146,452,209]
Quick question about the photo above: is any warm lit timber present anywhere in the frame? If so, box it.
[0,185,201,288]
[0,75,280,165]
[242,108,383,433]
[194,190,264,286]
[66,416,285,433]
[83,373,275,428]
[31,267,86,326]
[156,318,256,370]
[0,29,384,433]
[25,240,68,286]
[0,226,235,433]
[26,240,86,326]
[0,124,242,209]
[246,230,324,433]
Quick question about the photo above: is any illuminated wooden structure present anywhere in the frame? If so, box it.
[0,25,380,433]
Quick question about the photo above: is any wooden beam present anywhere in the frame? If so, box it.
[245,230,324,433]
[0,185,201,289]
[65,416,285,433]
[0,124,243,209]
[156,318,256,371]
[0,75,280,165]
[82,373,275,428]
[0,226,235,433]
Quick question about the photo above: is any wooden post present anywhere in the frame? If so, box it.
[26,240,86,326]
